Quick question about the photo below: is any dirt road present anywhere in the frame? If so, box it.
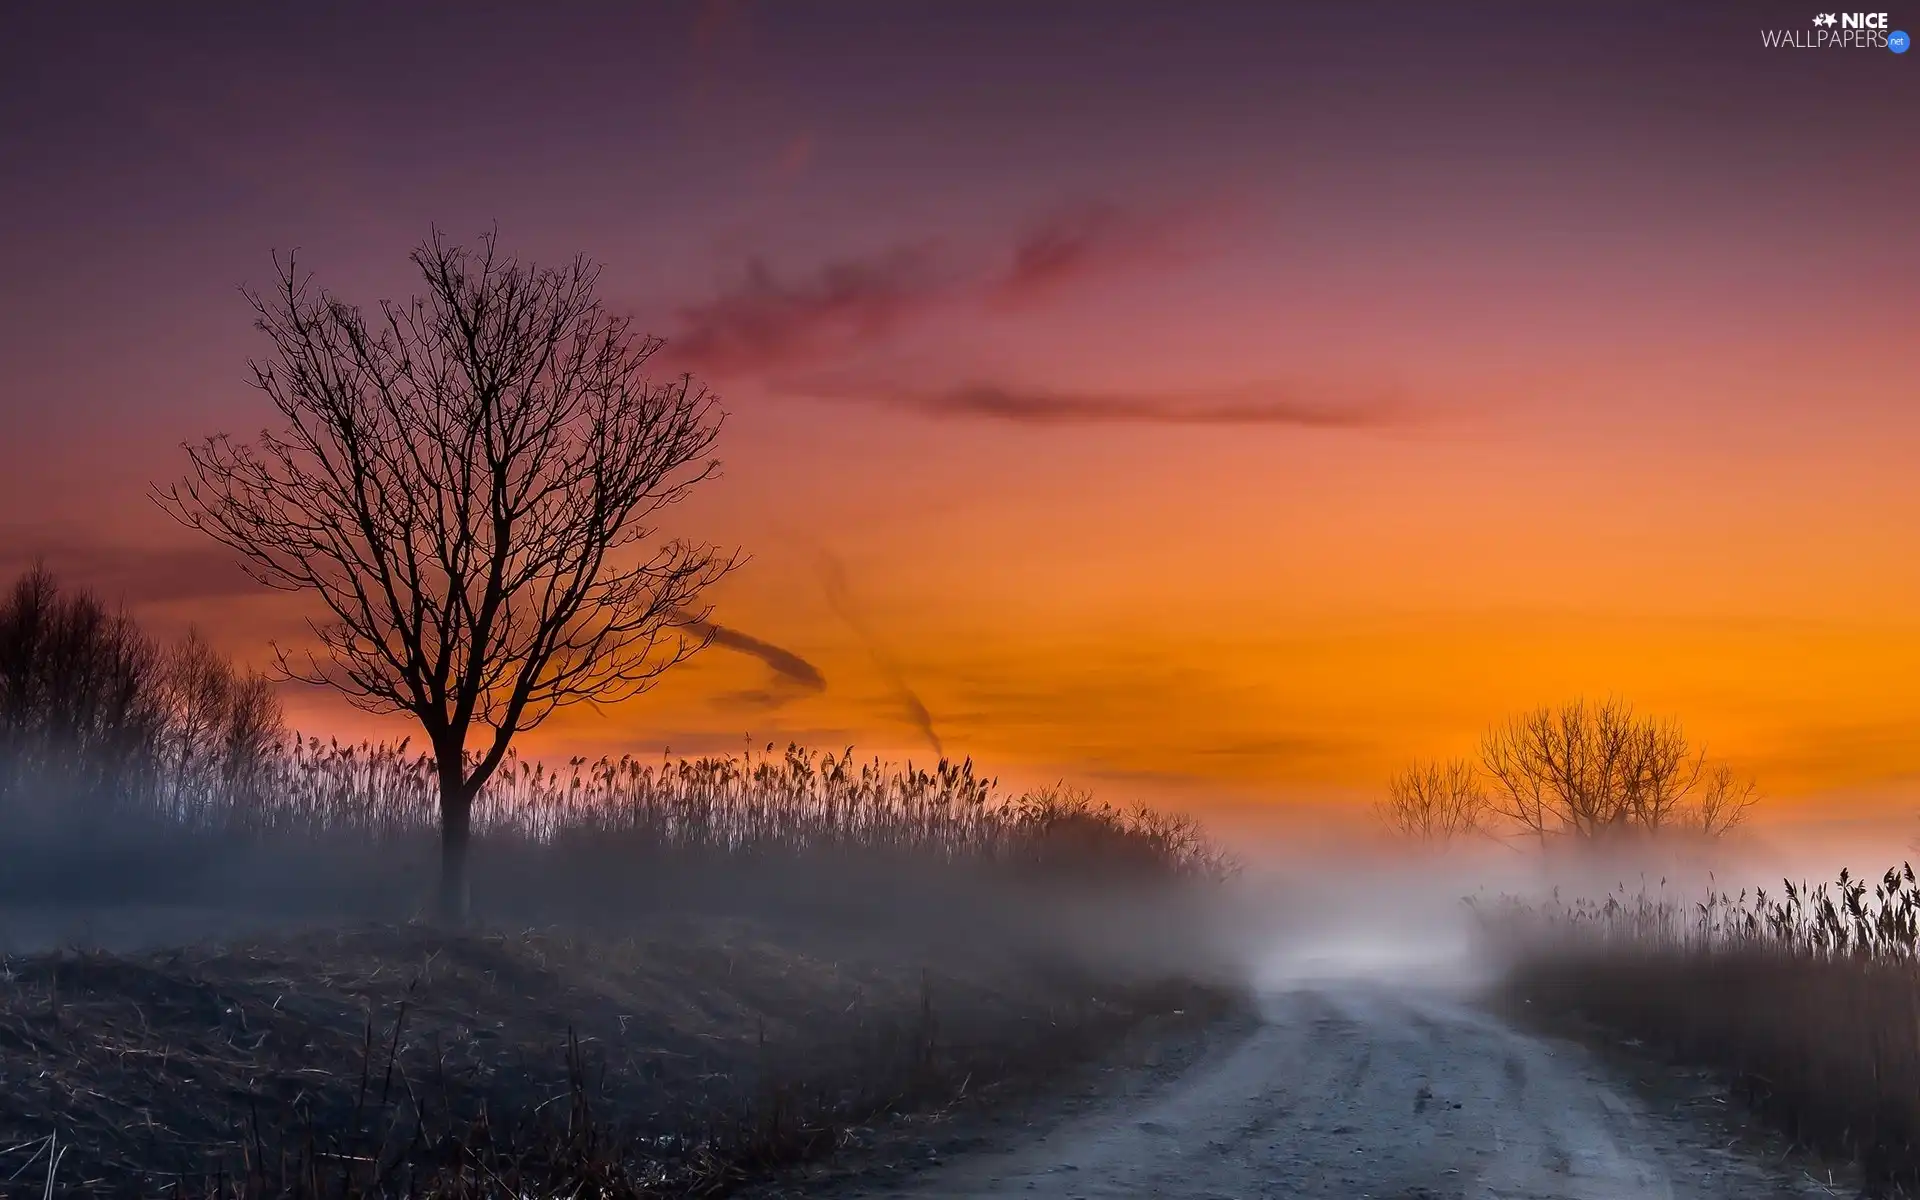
[848,985,1834,1200]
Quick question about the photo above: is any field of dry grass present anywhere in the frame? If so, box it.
[0,752,1243,1197]
[0,914,1237,1197]
[1484,866,1920,1191]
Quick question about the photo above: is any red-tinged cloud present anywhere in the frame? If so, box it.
[671,200,1201,377]
[990,200,1185,307]
[672,244,949,375]
[770,130,815,180]
[793,380,1405,428]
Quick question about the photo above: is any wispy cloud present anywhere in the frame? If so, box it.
[990,200,1186,307]
[816,552,943,758]
[670,199,1201,377]
[672,244,949,375]
[793,380,1406,428]
[769,130,816,181]
[678,613,826,710]
[916,383,1401,427]
[667,199,1396,432]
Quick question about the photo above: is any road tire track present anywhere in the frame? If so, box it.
[845,985,1832,1199]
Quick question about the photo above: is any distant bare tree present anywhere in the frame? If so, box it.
[1377,758,1487,846]
[158,230,734,920]
[159,630,234,813]
[1694,761,1760,838]
[1478,699,1756,845]
[157,629,282,823]
[0,567,165,807]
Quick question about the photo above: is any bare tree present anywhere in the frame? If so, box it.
[1693,762,1760,837]
[157,628,283,824]
[158,630,231,819]
[158,230,734,920]
[1377,758,1487,846]
[1478,698,1756,845]
[0,566,166,808]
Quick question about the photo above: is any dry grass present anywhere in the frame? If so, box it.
[0,921,1235,1197]
[1482,866,1920,1190]
[0,738,1240,1195]
[232,740,1225,880]
[1,740,1229,923]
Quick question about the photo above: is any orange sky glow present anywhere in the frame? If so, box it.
[2,4,1915,840]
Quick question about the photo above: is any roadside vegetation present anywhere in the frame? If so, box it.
[1480,869,1920,1190]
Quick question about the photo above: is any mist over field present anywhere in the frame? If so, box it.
[2,2,1915,1194]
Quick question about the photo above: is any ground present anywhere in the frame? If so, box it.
[827,984,1857,1200]
[0,906,1862,1199]
[0,911,1230,1196]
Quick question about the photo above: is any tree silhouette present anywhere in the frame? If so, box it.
[1378,700,1760,849]
[159,230,734,920]
[1479,699,1755,844]
[1377,757,1486,846]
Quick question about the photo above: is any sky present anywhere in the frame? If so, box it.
[1,2,1915,836]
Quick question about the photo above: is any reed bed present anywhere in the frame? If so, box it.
[230,738,1224,879]
[1484,866,1920,1188]
[0,732,1227,897]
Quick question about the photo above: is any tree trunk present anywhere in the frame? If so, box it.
[437,776,473,926]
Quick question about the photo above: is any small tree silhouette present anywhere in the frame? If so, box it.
[159,230,734,921]
[1376,758,1486,846]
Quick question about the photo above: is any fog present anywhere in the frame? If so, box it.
[4,776,1912,1016]
[0,802,1243,1008]
[1218,819,1920,1002]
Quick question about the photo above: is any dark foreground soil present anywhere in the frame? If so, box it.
[0,915,1240,1197]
